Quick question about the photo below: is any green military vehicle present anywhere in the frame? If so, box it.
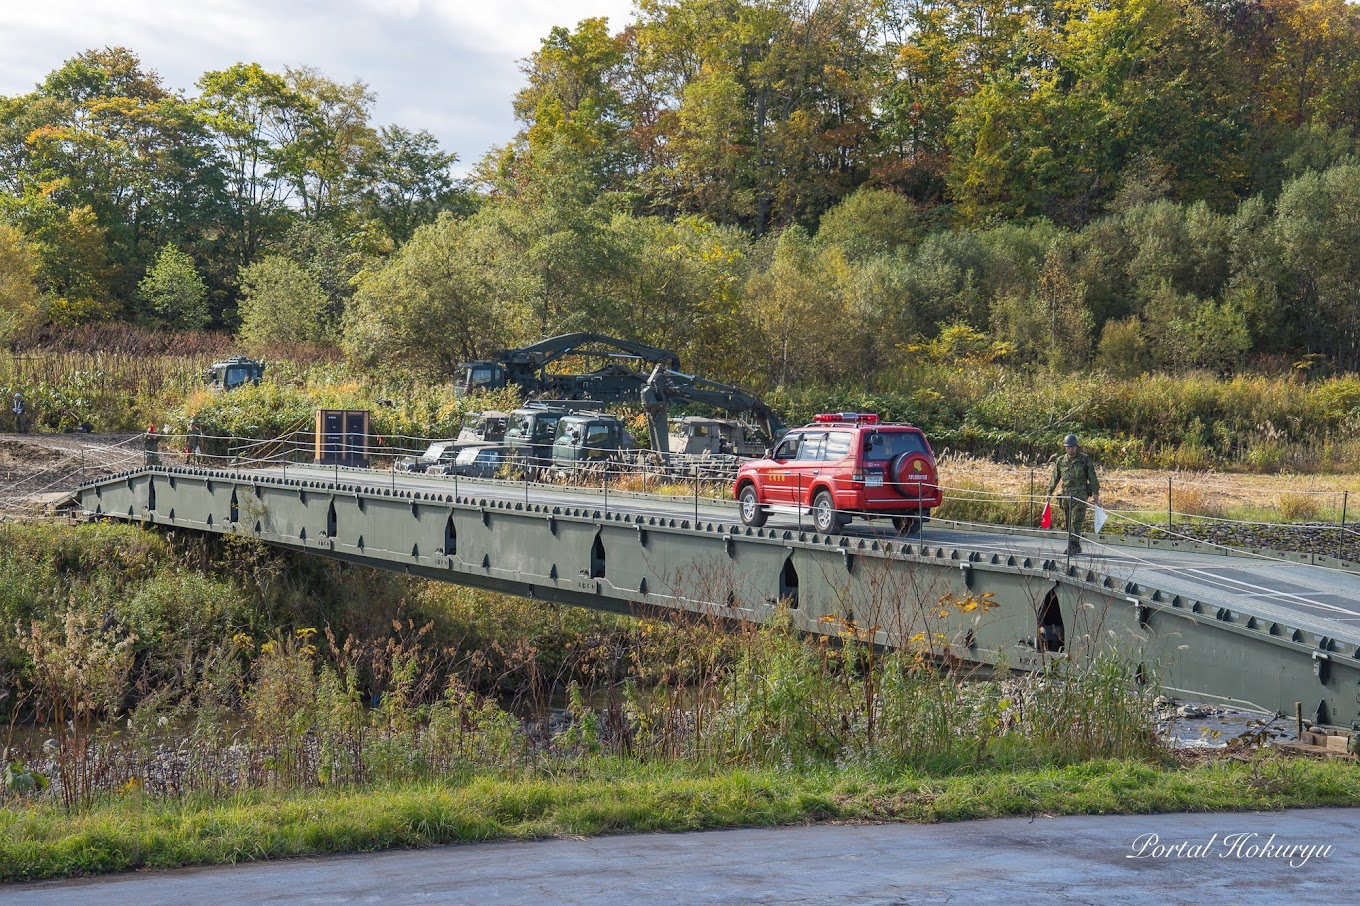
[203,356,265,390]
[456,333,679,400]
[502,402,610,470]
[550,413,638,470]
[454,410,509,445]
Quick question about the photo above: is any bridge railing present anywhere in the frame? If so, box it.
[178,427,1360,545]
[18,428,1358,558]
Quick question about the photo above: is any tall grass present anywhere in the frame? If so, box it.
[5,522,1340,884]
[770,367,1360,471]
[6,757,1357,882]
[2,523,1160,815]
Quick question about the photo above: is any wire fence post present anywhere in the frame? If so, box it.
[693,471,699,523]
[1339,490,1348,561]
[603,469,609,517]
[1167,476,1173,534]
[1028,468,1034,527]
[797,472,804,532]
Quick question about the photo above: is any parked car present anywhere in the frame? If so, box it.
[394,441,457,473]
[427,445,505,478]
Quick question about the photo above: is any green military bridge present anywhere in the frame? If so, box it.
[73,463,1360,729]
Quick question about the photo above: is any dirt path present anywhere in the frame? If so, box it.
[0,432,143,516]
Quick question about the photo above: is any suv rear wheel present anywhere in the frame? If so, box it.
[812,490,844,534]
[892,515,921,535]
[739,484,767,527]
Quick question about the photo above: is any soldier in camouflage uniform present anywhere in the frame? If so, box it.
[1046,433,1099,555]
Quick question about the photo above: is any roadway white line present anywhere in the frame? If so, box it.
[1166,568,1359,617]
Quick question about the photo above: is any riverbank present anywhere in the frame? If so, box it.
[4,756,1360,882]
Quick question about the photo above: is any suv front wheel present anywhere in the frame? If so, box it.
[739,484,767,527]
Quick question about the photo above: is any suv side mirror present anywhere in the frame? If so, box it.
[763,447,772,459]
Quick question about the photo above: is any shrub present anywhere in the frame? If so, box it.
[1278,492,1324,523]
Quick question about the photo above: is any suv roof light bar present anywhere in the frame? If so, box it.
[812,412,879,424]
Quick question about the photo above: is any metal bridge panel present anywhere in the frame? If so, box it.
[74,467,1360,727]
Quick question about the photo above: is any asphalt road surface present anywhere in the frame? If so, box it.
[6,808,1356,905]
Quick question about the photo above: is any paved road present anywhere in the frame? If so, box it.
[6,809,1355,905]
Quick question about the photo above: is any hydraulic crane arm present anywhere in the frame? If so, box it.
[495,333,681,374]
[459,333,683,399]
[641,367,787,452]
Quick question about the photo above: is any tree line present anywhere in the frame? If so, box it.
[5,0,1360,388]
[0,46,469,335]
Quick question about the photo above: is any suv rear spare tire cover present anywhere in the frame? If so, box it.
[891,452,932,496]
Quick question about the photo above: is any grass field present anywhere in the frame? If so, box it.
[3,755,1358,882]
[935,454,1360,527]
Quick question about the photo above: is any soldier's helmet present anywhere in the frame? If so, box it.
[1063,433,1079,447]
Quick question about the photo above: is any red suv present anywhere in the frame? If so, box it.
[733,413,941,534]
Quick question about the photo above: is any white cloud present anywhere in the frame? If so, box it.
[0,0,640,168]
[361,0,422,17]
[428,0,636,55]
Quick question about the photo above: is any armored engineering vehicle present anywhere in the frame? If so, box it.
[457,333,786,479]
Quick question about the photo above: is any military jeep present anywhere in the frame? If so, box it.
[203,356,265,390]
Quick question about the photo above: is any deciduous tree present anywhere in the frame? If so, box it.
[138,243,208,329]
[236,254,327,346]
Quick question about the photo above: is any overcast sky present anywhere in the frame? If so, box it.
[0,0,637,171]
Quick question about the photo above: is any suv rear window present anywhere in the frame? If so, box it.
[862,430,928,461]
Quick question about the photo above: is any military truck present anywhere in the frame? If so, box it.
[203,356,265,390]
[667,416,767,458]
[454,410,509,445]
[550,413,638,470]
[502,402,609,470]
[457,333,786,480]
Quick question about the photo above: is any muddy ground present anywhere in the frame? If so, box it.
[0,432,142,516]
